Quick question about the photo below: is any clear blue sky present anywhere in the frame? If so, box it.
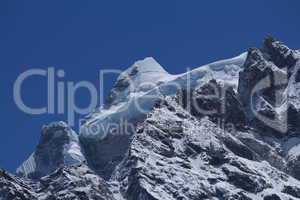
[1,0,299,172]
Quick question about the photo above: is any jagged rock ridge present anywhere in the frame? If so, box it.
[2,37,300,200]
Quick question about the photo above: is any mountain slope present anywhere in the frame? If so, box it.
[1,164,115,200]
[79,52,247,179]
[110,96,300,200]
[5,37,300,200]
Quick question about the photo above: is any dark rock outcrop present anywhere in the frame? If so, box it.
[238,37,300,136]
[17,122,85,180]
[1,164,115,200]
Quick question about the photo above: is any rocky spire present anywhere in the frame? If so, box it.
[262,35,297,69]
[17,122,85,179]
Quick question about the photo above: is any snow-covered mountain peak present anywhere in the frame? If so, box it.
[129,57,168,74]
[17,122,85,179]
[81,52,247,135]
[103,57,174,108]
[117,57,171,86]
[79,52,247,178]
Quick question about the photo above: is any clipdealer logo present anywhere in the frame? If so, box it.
[13,67,124,127]
[13,63,294,138]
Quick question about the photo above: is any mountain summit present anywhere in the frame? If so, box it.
[17,122,85,179]
[2,37,300,200]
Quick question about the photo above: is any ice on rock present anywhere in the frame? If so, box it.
[17,121,85,179]
[16,153,36,178]
[78,53,248,179]
[80,53,247,139]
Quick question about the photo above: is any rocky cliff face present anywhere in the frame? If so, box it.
[238,36,299,136]
[110,96,300,200]
[0,169,37,200]
[1,164,114,200]
[16,122,85,180]
[3,37,300,200]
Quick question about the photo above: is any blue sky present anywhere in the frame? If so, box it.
[1,0,300,172]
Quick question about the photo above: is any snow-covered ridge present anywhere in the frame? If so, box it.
[80,52,247,138]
